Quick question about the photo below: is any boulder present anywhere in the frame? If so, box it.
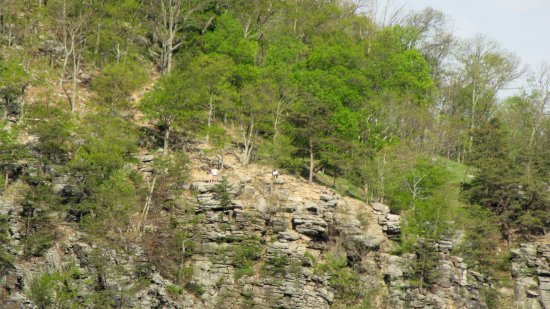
[292,213,328,239]
[39,40,64,57]
[437,240,453,253]
[191,182,216,193]
[343,234,382,261]
[371,203,390,215]
[279,231,300,242]
[379,213,401,237]
[196,193,222,211]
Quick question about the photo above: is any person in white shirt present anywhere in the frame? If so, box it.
[209,168,219,183]
[272,169,279,179]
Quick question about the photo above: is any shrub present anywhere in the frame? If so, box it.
[481,286,500,309]
[314,252,367,306]
[28,265,82,308]
[261,254,288,277]
[23,232,55,258]
[213,177,232,209]
[178,266,194,283]
[303,251,317,266]
[92,60,149,114]
[233,239,261,279]
[0,214,14,271]
[167,284,183,295]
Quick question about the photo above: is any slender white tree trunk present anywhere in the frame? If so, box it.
[309,139,314,184]
[206,92,214,142]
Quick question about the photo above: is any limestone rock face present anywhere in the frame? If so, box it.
[1,174,494,309]
[39,40,65,57]
[0,238,197,308]
[378,213,401,237]
[372,203,401,238]
[292,213,329,239]
[512,243,550,309]
[384,250,488,309]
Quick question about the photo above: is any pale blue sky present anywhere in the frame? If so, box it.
[403,0,550,72]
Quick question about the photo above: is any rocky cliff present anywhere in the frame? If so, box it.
[0,150,510,308]
[512,242,550,309]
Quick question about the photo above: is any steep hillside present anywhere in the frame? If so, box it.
[1,1,550,308]
[1,141,512,308]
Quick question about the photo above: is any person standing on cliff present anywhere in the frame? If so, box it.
[209,167,219,182]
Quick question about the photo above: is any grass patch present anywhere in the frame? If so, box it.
[261,254,288,277]
[438,158,474,186]
[315,172,367,201]
[167,284,183,295]
[233,238,262,280]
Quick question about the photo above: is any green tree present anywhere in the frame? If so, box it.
[455,36,521,156]
[140,72,196,155]
[90,0,146,64]
[187,54,235,141]
[27,104,76,164]
[67,114,139,222]
[92,60,149,115]
[0,121,26,189]
[0,58,30,118]
[289,90,333,184]
[465,118,522,247]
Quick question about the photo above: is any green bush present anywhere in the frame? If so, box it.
[303,251,317,266]
[235,266,254,279]
[261,254,288,277]
[0,214,14,270]
[233,239,261,279]
[28,265,82,308]
[314,252,367,306]
[23,232,55,258]
[481,286,500,309]
[178,266,194,283]
[213,177,232,209]
[92,60,149,114]
[167,284,183,295]
[0,58,30,116]
[189,283,205,296]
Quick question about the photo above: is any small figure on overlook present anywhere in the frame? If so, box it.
[208,167,219,183]
[272,169,279,179]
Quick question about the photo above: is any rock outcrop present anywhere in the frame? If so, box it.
[512,242,550,309]
[0,171,495,309]
[372,203,401,239]
[385,248,488,308]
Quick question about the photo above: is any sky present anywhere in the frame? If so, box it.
[401,0,550,90]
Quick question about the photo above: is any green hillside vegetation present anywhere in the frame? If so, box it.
[0,0,549,307]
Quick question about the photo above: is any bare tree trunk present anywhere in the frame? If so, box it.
[273,99,284,139]
[166,40,173,73]
[505,221,512,251]
[59,0,69,87]
[293,0,298,32]
[157,0,185,74]
[94,23,101,56]
[243,16,251,38]
[309,139,314,184]
[242,120,255,165]
[467,84,478,156]
[163,125,171,156]
[140,175,157,233]
[71,53,80,113]
[165,2,174,74]
[116,43,121,63]
[376,154,387,202]
[206,92,214,142]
